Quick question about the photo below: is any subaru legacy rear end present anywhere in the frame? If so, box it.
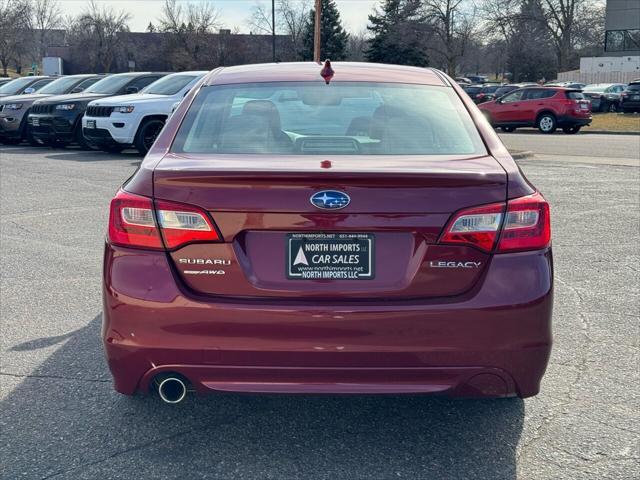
[103,63,552,404]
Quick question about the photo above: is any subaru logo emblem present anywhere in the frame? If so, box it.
[310,190,350,210]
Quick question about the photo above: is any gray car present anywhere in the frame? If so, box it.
[0,76,54,98]
[582,83,627,112]
[0,74,105,145]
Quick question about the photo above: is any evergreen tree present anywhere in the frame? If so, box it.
[365,0,429,67]
[301,0,349,61]
[507,0,557,82]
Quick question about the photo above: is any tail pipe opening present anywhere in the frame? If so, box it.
[155,374,188,404]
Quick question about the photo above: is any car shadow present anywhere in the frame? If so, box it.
[1,315,525,479]
[0,144,142,163]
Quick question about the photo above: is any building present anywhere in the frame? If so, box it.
[559,0,639,83]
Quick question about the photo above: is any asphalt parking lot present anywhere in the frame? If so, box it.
[1,134,638,479]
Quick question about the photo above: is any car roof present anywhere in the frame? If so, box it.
[204,62,447,87]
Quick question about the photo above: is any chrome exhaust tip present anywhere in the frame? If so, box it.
[156,376,187,404]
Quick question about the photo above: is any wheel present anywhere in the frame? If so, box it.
[0,137,21,145]
[134,118,165,155]
[500,126,516,132]
[537,113,557,134]
[607,102,618,113]
[562,126,581,134]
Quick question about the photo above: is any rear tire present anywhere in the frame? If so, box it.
[562,126,581,134]
[0,137,21,145]
[607,102,618,113]
[134,118,165,155]
[500,126,516,132]
[537,113,557,134]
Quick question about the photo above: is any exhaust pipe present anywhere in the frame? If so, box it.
[156,376,187,404]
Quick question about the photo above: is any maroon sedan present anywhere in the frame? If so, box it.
[103,62,553,404]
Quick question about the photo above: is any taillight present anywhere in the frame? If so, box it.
[155,199,220,249]
[439,202,504,252]
[497,192,550,252]
[109,190,163,249]
[108,190,220,250]
[439,192,551,253]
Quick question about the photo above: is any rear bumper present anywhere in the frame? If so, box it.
[557,115,591,127]
[103,244,553,398]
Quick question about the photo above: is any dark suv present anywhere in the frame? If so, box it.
[28,72,166,147]
[620,81,640,113]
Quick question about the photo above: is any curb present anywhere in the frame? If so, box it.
[582,130,640,136]
[509,150,534,160]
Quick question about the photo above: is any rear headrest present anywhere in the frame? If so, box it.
[241,100,282,132]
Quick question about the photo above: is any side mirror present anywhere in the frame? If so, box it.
[125,86,139,94]
[23,87,36,94]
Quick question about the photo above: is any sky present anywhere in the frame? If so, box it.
[56,0,380,33]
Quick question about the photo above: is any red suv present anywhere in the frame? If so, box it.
[479,87,591,134]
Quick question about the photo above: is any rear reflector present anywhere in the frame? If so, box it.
[439,192,551,253]
[108,190,220,250]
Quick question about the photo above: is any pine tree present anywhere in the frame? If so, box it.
[365,0,429,67]
[301,0,349,61]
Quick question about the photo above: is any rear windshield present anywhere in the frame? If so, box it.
[625,83,640,92]
[171,82,486,156]
[142,74,199,95]
[85,75,135,94]
[565,91,585,99]
[463,86,482,94]
[481,85,500,93]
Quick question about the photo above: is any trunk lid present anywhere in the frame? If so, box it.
[153,154,507,300]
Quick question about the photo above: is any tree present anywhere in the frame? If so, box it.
[423,0,477,75]
[247,0,310,60]
[539,0,603,71]
[65,0,131,72]
[365,0,429,67]
[30,0,62,59]
[508,0,556,81]
[0,0,31,75]
[301,0,348,61]
[157,0,221,69]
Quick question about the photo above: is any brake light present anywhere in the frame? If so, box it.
[497,192,550,252]
[108,190,220,250]
[439,192,551,253]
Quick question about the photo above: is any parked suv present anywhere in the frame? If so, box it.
[0,74,104,145]
[582,83,626,112]
[28,72,167,147]
[620,81,640,113]
[479,87,591,134]
[0,76,54,98]
[83,71,206,154]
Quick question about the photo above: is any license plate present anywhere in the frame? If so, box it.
[580,103,589,110]
[287,233,374,280]
[86,120,96,129]
[31,117,39,126]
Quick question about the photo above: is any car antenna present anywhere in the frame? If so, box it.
[320,60,334,85]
